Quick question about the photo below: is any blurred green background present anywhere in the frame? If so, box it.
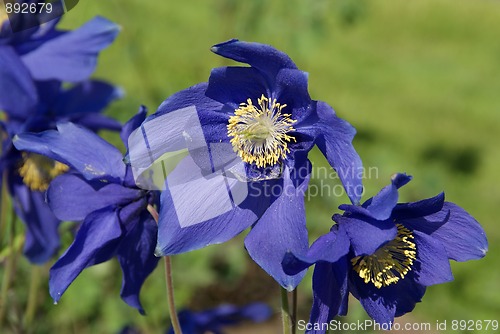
[1,0,499,332]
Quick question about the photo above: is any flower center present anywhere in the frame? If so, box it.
[227,94,297,168]
[0,9,8,32]
[351,224,417,289]
[18,153,69,191]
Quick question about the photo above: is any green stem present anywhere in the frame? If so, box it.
[163,257,182,333]
[280,287,292,334]
[147,205,183,334]
[24,266,41,327]
[291,288,298,334]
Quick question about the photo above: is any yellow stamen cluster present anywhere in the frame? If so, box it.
[351,224,417,289]
[0,8,8,32]
[227,94,297,168]
[18,153,69,191]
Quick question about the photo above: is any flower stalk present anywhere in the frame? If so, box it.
[292,288,298,334]
[147,204,183,334]
[280,286,292,334]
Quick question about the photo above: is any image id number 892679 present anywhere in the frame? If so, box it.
[5,2,53,14]
[451,320,498,331]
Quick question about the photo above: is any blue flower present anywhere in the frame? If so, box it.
[13,109,160,314]
[167,303,272,334]
[283,173,488,331]
[1,14,120,93]
[127,39,363,290]
[0,14,120,264]
[0,80,122,264]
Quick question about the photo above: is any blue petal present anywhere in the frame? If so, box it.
[336,214,397,257]
[156,156,260,255]
[47,173,142,221]
[402,202,488,261]
[36,80,62,106]
[238,303,273,322]
[21,16,120,82]
[11,180,60,264]
[117,214,159,314]
[49,208,123,303]
[311,102,363,204]
[393,192,445,220]
[211,39,298,80]
[29,16,62,41]
[356,293,396,325]
[53,80,123,117]
[154,82,223,118]
[337,203,373,218]
[245,167,310,290]
[195,108,232,144]
[282,224,350,276]
[154,83,229,149]
[391,172,412,189]
[307,226,350,263]
[170,303,272,334]
[201,303,272,326]
[126,85,224,184]
[413,231,453,286]
[0,46,37,118]
[307,260,349,334]
[71,113,122,132]
[118,196,149,229]
[170,311,197,334]
[362,173,412,220]
[13,122,126,182]
[2,4,64,46]
[350,270,426,325]
[121,106,147,149]
[205,66,269,108]
[274,68,312,117]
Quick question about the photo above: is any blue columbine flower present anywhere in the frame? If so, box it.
[167,303,272,334]
[127,39,363,290]
[13,109,160,313]
[0,80,122,264]
[1,13,120,89]
[283,173,488,331]
[0,14,120,263]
